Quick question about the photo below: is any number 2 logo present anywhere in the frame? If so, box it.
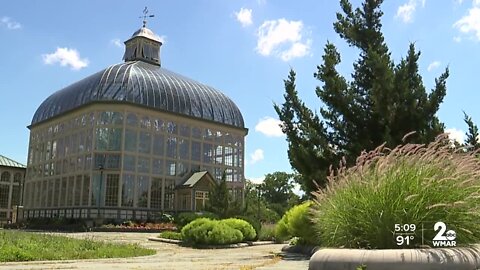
[433,221,456,241]
[433,222,447,240]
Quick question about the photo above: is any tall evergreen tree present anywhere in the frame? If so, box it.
[463,111,480,150]
[275,0,448,195]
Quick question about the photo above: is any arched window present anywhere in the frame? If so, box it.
[0,172,10,182]
[14,173,22,183]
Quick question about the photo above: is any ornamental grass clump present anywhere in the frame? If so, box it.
[312,134,480,249]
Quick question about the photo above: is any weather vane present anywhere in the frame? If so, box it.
[140,7,154,27]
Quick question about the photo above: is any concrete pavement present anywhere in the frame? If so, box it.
[0,232,309,270]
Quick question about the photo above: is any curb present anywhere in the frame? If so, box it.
[309,246,480,270]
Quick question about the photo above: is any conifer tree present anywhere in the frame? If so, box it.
[275,0,448,194]
[463,112,479,151]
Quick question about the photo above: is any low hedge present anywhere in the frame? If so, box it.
[181,218,256,245]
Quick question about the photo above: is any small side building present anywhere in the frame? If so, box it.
[0,155,25,223]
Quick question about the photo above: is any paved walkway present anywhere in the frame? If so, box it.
[0,232,309,270]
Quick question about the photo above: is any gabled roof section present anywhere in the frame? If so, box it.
[0,155,26,169]
[180,171,215,188]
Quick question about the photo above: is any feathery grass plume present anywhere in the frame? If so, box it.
[311,134,480,249]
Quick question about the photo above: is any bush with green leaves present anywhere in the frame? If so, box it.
[233,215,261,239]
[275,201,315,245]
[181,218,243,245]
[222,218,256,241]
[312,135,480,249]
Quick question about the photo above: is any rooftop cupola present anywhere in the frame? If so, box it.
[123,7,162,66]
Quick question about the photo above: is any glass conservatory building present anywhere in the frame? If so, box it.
[23,25,247,221]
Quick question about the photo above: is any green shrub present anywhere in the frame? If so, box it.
[275,218,290,242]
[275,201,315,244]
[158,213,174,223]
[312,136,480,249]
[258,223,276,241]
[206,222,243,245]
[234,215,262,239]
[222,218,256,241]
[159,231,182,240]
[181,218,243,245]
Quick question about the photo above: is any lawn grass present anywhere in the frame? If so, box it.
[0,230,155,262]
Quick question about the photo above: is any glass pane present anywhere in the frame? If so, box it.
[178,139,189,159]
[152,158,164,175]
[164,179,175,210]
[98,111,123,125]
[179,124,190,137]
[54,178,61,207]
[166,160,176,176]
[203,143,213,164]
[140,116,151,129]
[214,145,223,164]
[153,118,164,132]
[124,129,137,152]
[95,128,122,151]
[176,162,189,177]
[151,178,162,209]
[105,174,119,207]
[166,121,177,134]
[122,174,134,207]
[137,175,149,207]
[74,176,82,206]
[139,131,152,154]
[192,127,202,139]
[123,155,136,172]
[82,175,90,206]
[167,137,177,158]
[138,157,150,173]
[191,141,201,161]
[66,176,74,206]
[127,113,138,126]
[153,134,164,156]
[0,185,8,208]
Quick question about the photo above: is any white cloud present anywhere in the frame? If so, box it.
[235,8,253,27]
[427,61,441,71]
[1,17,21,30]
[111,39,122,48]
[256,18,311,61]
[396,0,425,23]
[255,117,284,137]
[42,47,89,70]
[280,40,312,61]
[257,0,267,5]
[248,176,265,184]
[249,149,264,164]
[454,7,480,40]
[446,128,465,144]
[453,36,462,42]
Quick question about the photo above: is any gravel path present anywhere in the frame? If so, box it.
[0,232,309,270]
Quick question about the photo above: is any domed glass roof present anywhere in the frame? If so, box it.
[31,61,244,128]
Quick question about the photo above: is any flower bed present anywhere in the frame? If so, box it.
[97,222,176,232]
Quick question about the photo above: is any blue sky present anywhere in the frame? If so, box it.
[1,0,480,183]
